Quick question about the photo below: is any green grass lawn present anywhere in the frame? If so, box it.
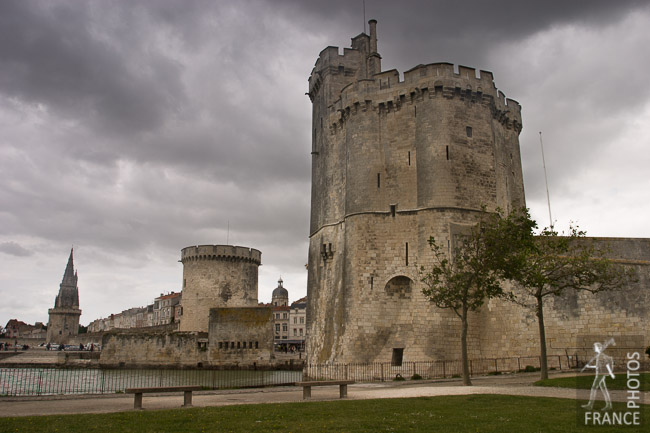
[535,372,650,392]
[0,395,647,433]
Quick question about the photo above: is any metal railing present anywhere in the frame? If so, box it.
[304,355,575,381]
[0,368,302,397]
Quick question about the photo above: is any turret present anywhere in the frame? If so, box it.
[367,19,381,75]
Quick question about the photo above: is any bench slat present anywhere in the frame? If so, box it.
[125,386,203,394]
[296,381,354,386]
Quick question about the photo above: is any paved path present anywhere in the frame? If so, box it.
[1,372,647,417]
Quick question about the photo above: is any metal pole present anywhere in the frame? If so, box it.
[539,131,553,229]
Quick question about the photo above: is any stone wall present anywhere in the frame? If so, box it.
[307,21,524,364]
[100,330,208,368]
[208,307,274,367]
[306,22,649,365]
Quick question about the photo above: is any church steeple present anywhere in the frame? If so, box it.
[48,248,82,344]
[61,248,77,287]
[55,248,79,308]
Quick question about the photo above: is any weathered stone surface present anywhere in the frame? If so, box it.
[306,22,649,364]
[47,249,81,345]
[179,245,261,332]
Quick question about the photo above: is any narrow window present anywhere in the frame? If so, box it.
[255,342,259,349]
[183,279,186,288]
[218,342,223,349]
[249,341,253,349]
[414,106,417,117]
[390,204,396,217]
[392,348,404,366]
[377,173,381,188]
[405,242,409,266]
[320,117,323,128]
[370,276,374,290]
[466,126,472,137]
[408,151,411,166]
[231,342,235,349]
[237,342,241,349]
[446,146,449,160]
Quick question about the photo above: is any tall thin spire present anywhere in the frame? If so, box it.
[61,248,77,286]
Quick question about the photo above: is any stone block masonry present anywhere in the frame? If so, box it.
[179,245,261,332]
[306,21,648,365]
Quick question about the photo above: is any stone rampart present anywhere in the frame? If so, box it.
[99,330,209,368]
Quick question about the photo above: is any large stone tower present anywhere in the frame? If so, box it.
[179,245,261,332]
[47,249,82,344]
[306,21,525,363]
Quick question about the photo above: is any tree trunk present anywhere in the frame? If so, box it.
[536,294,549,380]
[461,306,472,386]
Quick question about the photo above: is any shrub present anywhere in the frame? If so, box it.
[488,371,502,376]
[523,365,539,373]
[393,374,406,381]
[411,373,423,380]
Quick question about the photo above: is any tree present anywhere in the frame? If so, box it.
[419,209,535,386]
[509,225,633,380]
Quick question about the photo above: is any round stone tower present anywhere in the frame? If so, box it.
[306,21,525,363]
[179,245,261,332]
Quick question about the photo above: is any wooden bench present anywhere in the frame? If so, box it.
[296,380,354,400]
[125,386,203,410]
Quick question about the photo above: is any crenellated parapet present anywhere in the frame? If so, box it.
[327,62,522,134]
[180,245,262,265]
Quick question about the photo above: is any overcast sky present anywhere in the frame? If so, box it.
[2,0,649,328]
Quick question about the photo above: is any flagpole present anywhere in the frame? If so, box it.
[539,131,553,229]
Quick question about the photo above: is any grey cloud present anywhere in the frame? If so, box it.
[0,242,33,257]
[0,1,188,137]
[1,0,648,326]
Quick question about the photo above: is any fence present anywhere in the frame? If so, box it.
[4,354,644,397]
[0,368,302,397]
[304,355,576,381]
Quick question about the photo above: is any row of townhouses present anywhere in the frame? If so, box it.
[87,291,182,332]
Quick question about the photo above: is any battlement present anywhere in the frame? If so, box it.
[180,245,262,265]
[324,61,521,134]
[308,21,381,103]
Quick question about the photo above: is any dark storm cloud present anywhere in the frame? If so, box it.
[1,0,648,326]
[0,0,187,137]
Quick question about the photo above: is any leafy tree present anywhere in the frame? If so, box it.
[78,325,88,334]
[420,208,535,386]
[509,225,633,380]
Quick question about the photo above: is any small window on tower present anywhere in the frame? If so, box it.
[466,126,473,137]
